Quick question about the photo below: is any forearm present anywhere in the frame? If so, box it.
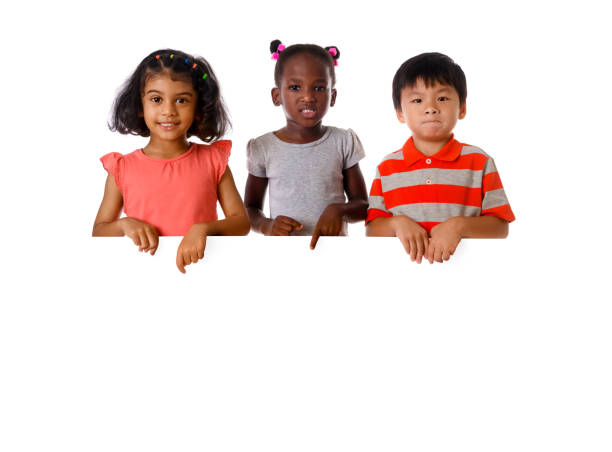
[92,218,126,237]
[246,207,272,234]
[451,215,509,238]
[366,216,399,237]
[198,213,251,236]
[331,199,368,223]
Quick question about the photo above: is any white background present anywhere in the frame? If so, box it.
[1,1,611,451]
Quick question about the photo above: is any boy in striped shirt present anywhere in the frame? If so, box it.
[366,53,515,264]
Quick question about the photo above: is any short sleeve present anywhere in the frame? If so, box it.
[246,138,267,177]
[211,140,232,183]
[100,152,124,191]
[481,158,515,222]
[365,167,393,224]
[343,128,366,169]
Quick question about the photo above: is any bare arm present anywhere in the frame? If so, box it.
[244,173,303,235]
[176,166,250,273]
[92,174,159,254]
[426,215,510,264]
[309,163,369,249]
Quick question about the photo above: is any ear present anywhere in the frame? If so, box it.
[459,103,467,120]
[271,87,281,106]
[330,88,337,107]
[396,108,406,124]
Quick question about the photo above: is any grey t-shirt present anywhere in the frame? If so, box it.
[247,126,366,236]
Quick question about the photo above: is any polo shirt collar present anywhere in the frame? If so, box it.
[402,135,462,166]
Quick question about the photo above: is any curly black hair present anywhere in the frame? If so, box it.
[270,40,340,87]
[392,52,467,110]
[109,49,230,143]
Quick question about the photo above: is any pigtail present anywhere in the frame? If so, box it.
[325,46,340,66]
[270,39,285,59]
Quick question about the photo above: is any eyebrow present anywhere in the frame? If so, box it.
[145,89,194,96]
[288,78,328,83]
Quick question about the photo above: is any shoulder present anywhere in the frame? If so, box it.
[193,139,231,152]
[247,132,277,157]
[378,148,405,165]
[458,142,492,159]
[193,140,231,163]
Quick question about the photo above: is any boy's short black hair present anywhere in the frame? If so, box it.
[392,52,467,110]
[109,49,230,143]
[270,39,340,87]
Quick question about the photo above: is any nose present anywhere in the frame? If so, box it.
[301,87,316,102]
[424,100,439,115]
[162,101,177,117]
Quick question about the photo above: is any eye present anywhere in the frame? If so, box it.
[411,98,422,103]
[438,96,449,101]
[151,96,162,103]
[314,86,327,92]
[288,85,300,91]
[176,97,188,104]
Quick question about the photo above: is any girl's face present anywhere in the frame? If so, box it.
[272,54,336,130]
[141,72,197,143]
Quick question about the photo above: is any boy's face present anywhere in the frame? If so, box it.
[396,79,466,145]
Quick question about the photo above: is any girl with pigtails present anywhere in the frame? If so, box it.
[93,49,250,273]
[244,40,368,249]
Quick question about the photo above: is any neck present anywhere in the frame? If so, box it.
[275,121,326,144]
[143,137,191,159]
[412,135,453,157]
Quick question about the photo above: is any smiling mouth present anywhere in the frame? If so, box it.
[159,122,178,129]
[300,108,317,119]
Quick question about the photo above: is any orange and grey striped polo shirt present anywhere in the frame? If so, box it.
[366,135,515,233]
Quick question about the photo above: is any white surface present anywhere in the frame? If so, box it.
[1,1,611,451]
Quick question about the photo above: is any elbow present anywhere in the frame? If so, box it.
[500,221,509,239]
[237,215,251,236]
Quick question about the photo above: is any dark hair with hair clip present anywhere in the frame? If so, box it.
[270,39,340,87]
[109,49,231,143]
[392,52,467,110]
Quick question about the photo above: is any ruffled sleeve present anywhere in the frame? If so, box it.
[100,152,124,191]
[212,140,232,183]
[343,128,366,169]
[246,138,267,178]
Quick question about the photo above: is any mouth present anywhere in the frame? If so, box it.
[299,108,317,119]
[159,122,179,130]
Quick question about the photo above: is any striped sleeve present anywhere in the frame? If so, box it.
[481,158,515,222]
[366,167,393,224]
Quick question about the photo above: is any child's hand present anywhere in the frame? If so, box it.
[310,204,343,249]
[120,217,159,255]
[427,218,462,264]
[176,223,207,274]
[393,216,429,263]
[263,216,303,236]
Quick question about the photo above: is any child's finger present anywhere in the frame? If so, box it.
[310,229,321,249]
[409,239,418,262]
[399,236,411,255]
[443,248,451,261]
[176,252,186,274]
[190,249,199,265]
[145,229,157,254]
[435,247,444,263]
[139,231,150,252]
[279,216,303,230]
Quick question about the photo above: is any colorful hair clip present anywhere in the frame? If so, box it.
[202,73,208,80]
[185,58,189,64]
[170,54,174,59]
[271,52,280,60]
[192,63,197,69]
[328,47,337,57]
[334,60,338,66]
[155,55,161,60]
[278,44,286,52]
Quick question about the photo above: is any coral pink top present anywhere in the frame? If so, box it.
[100,141,231,236]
